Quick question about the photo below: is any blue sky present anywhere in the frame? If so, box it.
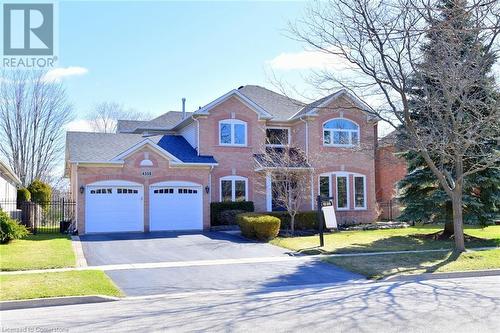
[57,1,318,129]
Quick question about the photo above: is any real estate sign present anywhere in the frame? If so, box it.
[321,203,338,229]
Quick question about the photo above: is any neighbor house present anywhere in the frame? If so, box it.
[0,160,22,218]
[375,131,407,220]
[65,85,381,234]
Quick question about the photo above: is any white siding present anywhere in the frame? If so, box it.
[180,122,197,149]
[0,175,18,201]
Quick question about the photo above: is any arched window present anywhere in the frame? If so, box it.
[219,119,247,146]
[220,176,248,202]
[323,119,360,146]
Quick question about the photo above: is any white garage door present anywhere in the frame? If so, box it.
[85,181,143,233]
[150,181,203,231]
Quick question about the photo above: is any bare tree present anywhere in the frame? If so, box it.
[255,144,312,235]
[87,102,150,133]
[290,0,500,251]
[0,70,74,186]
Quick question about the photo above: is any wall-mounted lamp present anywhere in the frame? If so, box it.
[79,185,85,194]
[205,186,210,194]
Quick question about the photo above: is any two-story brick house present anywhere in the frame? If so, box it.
[65,85,379,234]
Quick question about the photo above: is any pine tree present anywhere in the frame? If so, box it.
[397,0,499,237]
[398,152,500,237]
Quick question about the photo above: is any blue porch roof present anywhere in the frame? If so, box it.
[157,135,217,164]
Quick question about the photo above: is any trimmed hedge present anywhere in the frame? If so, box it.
[0,210,28,244]
[236,213,280,241]
[210,201,254,226]
[267,211,319,231]
[16,188,31,209]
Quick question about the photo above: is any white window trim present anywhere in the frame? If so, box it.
[318,174,332,198]
[219,176,248,202]
[322,118,360,147]
[265,126,291,147]
[219,119,247,147]
[353,175,367,210]
[335,174,350,210]
[318,172,367,211]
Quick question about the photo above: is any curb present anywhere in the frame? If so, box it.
[382,269,500,282]
[71,235,88,268]
[0,295,120,311]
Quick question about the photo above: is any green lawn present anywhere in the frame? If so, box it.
[0,234,76,271]
[0,270,123,300]
[270,225,500,254]
[326,249,500,279]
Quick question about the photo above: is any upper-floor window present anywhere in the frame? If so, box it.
[219,119,247,146]
[266,127,290,147]
[323,119,359,147]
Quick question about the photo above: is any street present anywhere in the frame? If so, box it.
[2,275,499,332]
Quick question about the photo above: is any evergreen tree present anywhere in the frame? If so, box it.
[397,0,499,237]
[398,152,500,236]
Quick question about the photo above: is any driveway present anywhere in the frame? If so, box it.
[80,231,363,296]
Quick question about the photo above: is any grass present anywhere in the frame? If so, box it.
[0,270,123,300]
[270,225,500,254]
[325,248,500,279]
[0,234,76,271]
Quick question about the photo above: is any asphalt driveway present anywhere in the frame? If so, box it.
[80,231,363,296]
[80,231,290,265]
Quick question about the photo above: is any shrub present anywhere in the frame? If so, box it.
[27,179,52,210]
[219,209,247,225]
[267,211,319,231]
[236,213,281,241]
[210,201,254,226]
[16,188,31,209]
[0,210,28,244]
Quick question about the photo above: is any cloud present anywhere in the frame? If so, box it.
[267,48,352,71]
[43,66,88,82]
[65,119,93,132]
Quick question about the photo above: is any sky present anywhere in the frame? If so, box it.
[54,0,334,131]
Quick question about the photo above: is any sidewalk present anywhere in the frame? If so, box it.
[2,246,498,275]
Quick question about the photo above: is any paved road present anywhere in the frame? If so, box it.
[80,232,362,296]
[2,276,499,332]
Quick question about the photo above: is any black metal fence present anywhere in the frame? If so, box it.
[378,199,402,221]
[0,198,76,234]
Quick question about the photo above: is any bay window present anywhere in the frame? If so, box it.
[354,175,366,209]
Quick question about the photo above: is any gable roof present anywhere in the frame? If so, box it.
[66,132,162,162]
[117,111,193,133]
[237,85,305,121]
[65,132,217,170]
[291,89,373,120]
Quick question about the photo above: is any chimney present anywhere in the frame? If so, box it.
[182,98,186,119]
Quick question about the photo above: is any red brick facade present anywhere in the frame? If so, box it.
[375,140,407,219]
[68,88,408,233]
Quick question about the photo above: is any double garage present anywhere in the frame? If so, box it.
[85,180,203,233]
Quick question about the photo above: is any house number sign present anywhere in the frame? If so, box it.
[142,170,152,177]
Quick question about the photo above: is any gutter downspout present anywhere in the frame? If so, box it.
[208,165,214,204]
[191,115,200,156]
[74,162,79,231]
[300,116,314,209]
[299,116,309,160]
